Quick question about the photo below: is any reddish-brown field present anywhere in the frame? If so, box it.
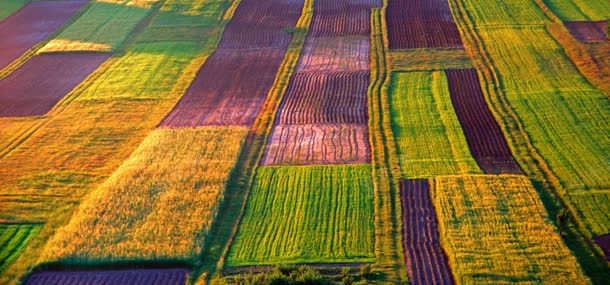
[445,69,521,174]
[400,179,454,285]
[160,50,285,127]
[296,36,370,73]
[0,0,87,70]
[386,0,463,49]
[275,71,369,125]
[0,53,110,117]
[308,0,381,37]
[217,0,304,50]
[564,21,608,42]
[594,234,610,261]
[24,269,190,285]
[261,123,370,165]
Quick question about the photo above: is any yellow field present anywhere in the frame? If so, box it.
[433,175,590,284]
[41,127,247,264]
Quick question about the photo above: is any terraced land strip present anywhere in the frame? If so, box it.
[25,269,190,285]
[434,175,590,284]
[227,165,375,266]
[0,0,87,70]
[389,71,481,178]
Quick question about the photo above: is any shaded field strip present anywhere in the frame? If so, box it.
[223,262,369,276]
[445,69,521,174]
[386,0,463,49]
[275,71,370,125]
[261,123,371,165]
[160,0,304,127]
[0,0,87,70]
[0,53,110,117]
[296,36,371,73]
[24,269,190,285]
[564,20,608,42]
[593,234,610,261]
[0,224,42,274]
[400,179,454,285]
[308,0,381,37]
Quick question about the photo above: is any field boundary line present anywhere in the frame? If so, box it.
[448,0,608,278]
[191,0,314,282]
[367,2,406,282]
[0,0,94,79]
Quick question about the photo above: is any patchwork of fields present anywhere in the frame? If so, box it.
[0,0,607,284]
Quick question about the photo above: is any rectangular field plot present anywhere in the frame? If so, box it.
[308,0,381,37]
[445,69,521,174]
[227,165,375,266]
[275,72,369,125]
[544,0,610,21]
[454,0,548,26]
[0,0,28,21]
[261,124,370,165]
[389,71,481,178]
[564,21,608,42]
[386,0,463,49]
[0,53,109,117]
[477,27,609,190]
[40,127,247,264]
[569,191,610,237]
[217,0,303,50]
[389,48,472,71]
[433,175,590,284]
[0,0,87,70]
[296,37,370,73]
[400,180,454,285]
[39,0,163,53]
[161,50,285,127]
[0,224,42,274]
[25,269,190,285]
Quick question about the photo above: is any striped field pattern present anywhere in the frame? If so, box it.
[0,224,42,274]
[25,269,190,285]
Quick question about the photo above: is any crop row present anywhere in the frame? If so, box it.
[227,165,375,266]
[386,0,463,49]
[25,269,189,285]
[308,0,381,37]
[0,224,42,274]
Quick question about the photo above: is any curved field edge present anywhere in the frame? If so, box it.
[0,0,237,283]
[447,0,610,282]
[0,0,28,21]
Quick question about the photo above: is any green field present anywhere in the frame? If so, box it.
[0,0,27,21]
[569,191,610,236]
[389,71,481,178]
[433,175,590,284]
[227,164,375,266]
[544,0,610,21]
[0,224,42,274]
[39,0,163,53]
[457,0,549,26]
[476,26,609,191]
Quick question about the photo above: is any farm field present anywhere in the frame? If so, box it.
[0,0,608,284]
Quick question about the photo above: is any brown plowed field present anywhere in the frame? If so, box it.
[400,179,454,285]
[564,21,608,42]
[160,50,285,127]
[25,269,190,285]
[261,123,370,165]
[275,71,370,125]
[0,0,87,70]
[445,69,521,174]
[217,0,304,50]
[594,234,610,261]
[386,0,463,49]
[308,0,381,37]
[0,53,110,117]
[296,36,370,73]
